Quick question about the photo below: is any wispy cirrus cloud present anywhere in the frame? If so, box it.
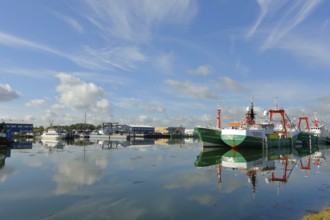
[0,32,83,68]
[52,11,84,33]
[82,0,198,42]
[79,46,147,70]
[2,68,57,78]
[164,79,217,99]
[0,32,145,71]
[0,32,63,56]
[247,0,323,50]
[0,1,197,72]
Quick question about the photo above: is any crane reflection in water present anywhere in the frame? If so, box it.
[194,143,327,197]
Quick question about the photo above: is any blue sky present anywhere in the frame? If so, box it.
[0,0,329,128]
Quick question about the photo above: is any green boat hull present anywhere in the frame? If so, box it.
[221,133,298,148]
[221,134,263,148]
[194,148,229,167]
[317,137,330,146]
[194,127,226,147]
[296,132,330,146]
[297,132,318,146]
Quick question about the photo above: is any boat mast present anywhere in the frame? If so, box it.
[312,112,319,127]
[245,98,255,125]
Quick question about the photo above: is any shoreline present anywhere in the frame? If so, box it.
[303,206,330,220]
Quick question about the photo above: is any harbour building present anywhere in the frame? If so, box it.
[1,121,33,144]
[121,124,155,135]
[3,122,33,136]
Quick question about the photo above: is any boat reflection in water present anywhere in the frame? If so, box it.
[195,144,325,196]
[0,148,11,170]
[11,139,33,149]
[194,147,228,167]
[40,139,66,149]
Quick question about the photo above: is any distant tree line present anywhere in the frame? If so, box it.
[33,123,103,134]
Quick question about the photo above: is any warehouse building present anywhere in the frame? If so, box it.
[2,122,33,136]
[121,124,155,135]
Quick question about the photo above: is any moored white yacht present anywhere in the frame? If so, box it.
[40,128,67,140]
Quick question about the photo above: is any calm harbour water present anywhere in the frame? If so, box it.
[0,138,330,220]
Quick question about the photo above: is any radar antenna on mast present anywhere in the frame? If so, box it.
[273,97,279,109]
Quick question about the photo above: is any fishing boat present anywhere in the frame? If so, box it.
[221,101,300,148]
[297,115,329,146]
[310,115,330,145]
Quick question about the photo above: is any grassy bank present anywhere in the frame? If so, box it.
[303,207,330,220]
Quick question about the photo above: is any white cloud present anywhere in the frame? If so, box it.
[137,115,148,123]
[93,99,110,112]
[25,99,45,108]
[187,65,213,75]
[164,79,217,99]
[0,166,17,183]
[53,154,107,195]
[0,83,20,102]
[55,73,110,112]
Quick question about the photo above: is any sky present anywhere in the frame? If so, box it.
[0,0,330,129]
